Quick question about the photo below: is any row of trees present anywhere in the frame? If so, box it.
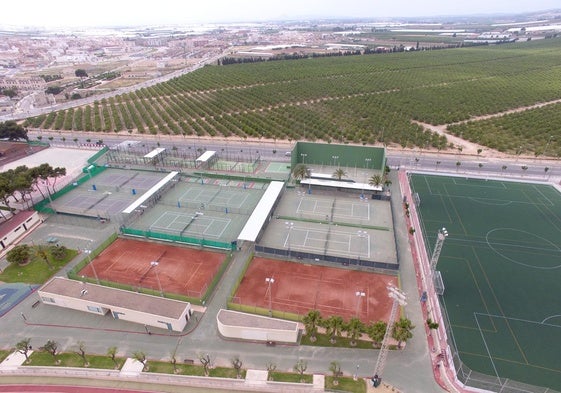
[6,243,68,268]
[302,310,415,349]
[23,39,561,155]
[0,163,66,216]
[15,338,353,385]
[292,164,392,190]
[0,121,28,141]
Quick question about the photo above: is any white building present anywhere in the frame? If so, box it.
[39,277,192,332]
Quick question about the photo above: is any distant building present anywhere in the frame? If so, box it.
[0,77,46,92]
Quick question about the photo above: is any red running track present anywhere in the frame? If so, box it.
[0,386,149,393]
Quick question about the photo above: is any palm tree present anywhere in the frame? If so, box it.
[323,315,344,344]
[367,320,387,347]
[302,310,322,342]
[345,317,364,346]
[368,174,382,188]
[392,317,415,349]
[332,168,347,180]
[34,244,53,269]
[292,164,309,183]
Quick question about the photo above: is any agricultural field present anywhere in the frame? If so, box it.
[25,38,561,155]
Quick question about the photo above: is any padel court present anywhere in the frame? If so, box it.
[410,174,561,391]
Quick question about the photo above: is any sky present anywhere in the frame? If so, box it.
[3,0,560,27]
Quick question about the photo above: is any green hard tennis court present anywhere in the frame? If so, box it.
[410,174,561,392]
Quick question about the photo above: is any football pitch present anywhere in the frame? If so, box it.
[410,174,561,392]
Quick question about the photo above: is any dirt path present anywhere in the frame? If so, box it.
[414,98,561,158]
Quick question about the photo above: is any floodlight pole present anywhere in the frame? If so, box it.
[357,230,367,265]
[355,291,365,317]
[373,285,407,381]
[84,247,99,284]
[429,227,448,274]
[151,261,164,296]
[285,221,294,259]
[265,277,275,317]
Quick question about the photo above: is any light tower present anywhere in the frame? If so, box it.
[372,285,407,387]
[429,227,448,295]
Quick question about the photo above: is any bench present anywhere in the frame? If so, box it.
[184,359,195,365]
[31,301,40,308]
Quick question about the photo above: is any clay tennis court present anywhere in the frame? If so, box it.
[78,238,225,298]
[234,257,398,322]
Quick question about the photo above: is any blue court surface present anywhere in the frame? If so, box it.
[0,283,37,317]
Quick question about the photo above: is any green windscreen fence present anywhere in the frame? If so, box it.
[34,165,108,214]
[121,227,235,251]
[294,142,385,171]
[34,147,109,214]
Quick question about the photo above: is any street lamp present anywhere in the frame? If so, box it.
[354,364,360,381]
[355,290,366,318]
[357,230,367,265]
[150,261,164,296]
[84,245,99,284]
[332,155,339,167]
[285,222,294,258]
[265,277,275,317]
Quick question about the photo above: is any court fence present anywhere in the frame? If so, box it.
[120,227,236,251]
[254,245,399,271]
[192,172,270,184]
[228,296,303,322]
[34,160,108,214]
[66,232,227,305]
[67,232,118,279]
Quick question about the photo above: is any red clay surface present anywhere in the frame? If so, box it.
[78,238,225,298]
[234,257,398,323]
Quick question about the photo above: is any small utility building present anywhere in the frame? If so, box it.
[143,147,166,165]
[39,277,191,332]
[195,150,217,169]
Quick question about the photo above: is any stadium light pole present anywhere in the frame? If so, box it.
[265,277,275,317]
[429,227,448,273]
[285,221,294,259]
[300,153,307,165]
[150,261,164,297]
[372,285,406,386]
[364,158,371,169]
[357,230,367,265]
[355,291,365,318]
[84,245,99,284]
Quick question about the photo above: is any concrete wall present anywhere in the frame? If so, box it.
[217,309,299,343]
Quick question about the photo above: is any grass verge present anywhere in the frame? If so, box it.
[0,248,78,284]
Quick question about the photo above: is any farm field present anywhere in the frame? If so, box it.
[24,39,561,156]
